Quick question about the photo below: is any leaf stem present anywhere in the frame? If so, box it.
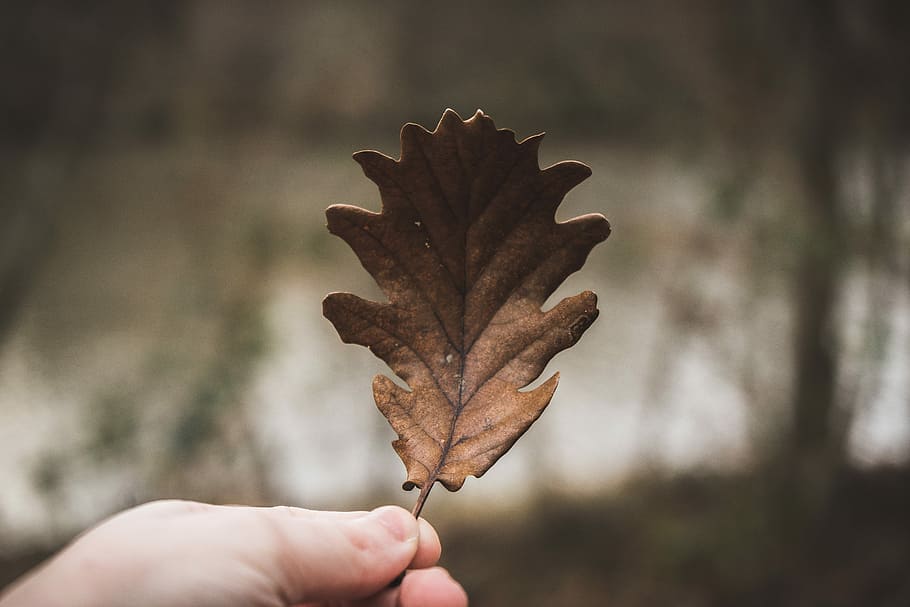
[387,482,435,589]
[411,482,434,519]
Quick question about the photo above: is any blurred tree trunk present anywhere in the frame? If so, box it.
[790,119,844,464]
[786,1,850,469]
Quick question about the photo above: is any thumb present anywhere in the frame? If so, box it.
[261,505,420,603]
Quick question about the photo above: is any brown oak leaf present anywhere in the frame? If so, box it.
[324,109,610,515]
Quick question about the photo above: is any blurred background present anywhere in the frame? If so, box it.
[2,1,909,604]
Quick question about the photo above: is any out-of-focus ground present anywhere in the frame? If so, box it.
[2,2,910,605]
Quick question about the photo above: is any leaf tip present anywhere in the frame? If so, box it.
[537,371,561,396]
[321,291,349,321]
[353,149,398,172]
[401,121,431,140]
[568,211,610,242]
[546,159,592,181]
[468,108,492,125]
[440,477,466,492]
[520,131,546,147]
[324,203,378,238]
[324,203,344,222]
[439,108,464,129]
[600,216,612,241]
[585,213,612,242]
[577,161,594,179]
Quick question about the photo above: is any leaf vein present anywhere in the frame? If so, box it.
[337,214,462,353]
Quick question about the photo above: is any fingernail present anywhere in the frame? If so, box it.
[370,506,418,543]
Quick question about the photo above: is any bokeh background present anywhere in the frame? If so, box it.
[2,1,910,604]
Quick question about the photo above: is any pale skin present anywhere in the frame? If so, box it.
[0,500,468,607]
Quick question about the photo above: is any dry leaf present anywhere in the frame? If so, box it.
[324,109,609,515]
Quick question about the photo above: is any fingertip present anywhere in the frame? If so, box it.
[368,506,420,544]
[410,518,442,569]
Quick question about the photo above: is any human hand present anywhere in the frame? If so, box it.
[0,500,467,607]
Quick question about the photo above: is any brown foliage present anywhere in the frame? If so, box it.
[324,109,609,514]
